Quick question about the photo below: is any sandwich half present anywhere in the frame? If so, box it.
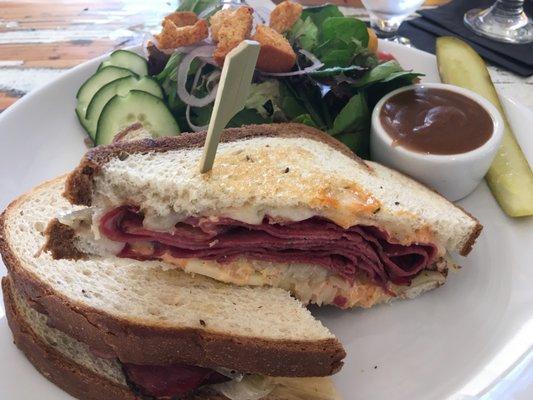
[46,123,482,309]
[0,176,344,400]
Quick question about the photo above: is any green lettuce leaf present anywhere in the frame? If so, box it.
[321,17,369,47]
[301,5,343,28]
[244,80,282,119]
[329,92,368,136]
[228,108,270,127]
[352,60,422,87]
[289,17,319,51]
[292,114,318,128]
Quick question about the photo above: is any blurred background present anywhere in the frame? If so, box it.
[0,0,452,113]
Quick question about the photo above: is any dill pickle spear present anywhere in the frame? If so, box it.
[436,36,533,217]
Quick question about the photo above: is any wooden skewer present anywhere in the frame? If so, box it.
[199,40,261,173]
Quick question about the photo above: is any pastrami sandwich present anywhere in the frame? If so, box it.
[46,123,482,309]
[0,176,344,400]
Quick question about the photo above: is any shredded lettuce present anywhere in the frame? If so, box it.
[244,80,283,119]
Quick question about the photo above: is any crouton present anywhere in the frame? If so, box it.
[269,0,303,33]
[209,9,233,42]
[155,18,209,49]
[211,6,253,66]
[252,25,296,73]
[163,11,198,27]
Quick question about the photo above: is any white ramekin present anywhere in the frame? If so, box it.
[370,83,504,201]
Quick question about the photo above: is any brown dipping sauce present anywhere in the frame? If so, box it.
[380,87,493,155]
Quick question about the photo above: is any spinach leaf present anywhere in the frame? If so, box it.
[352,61,408,87]
[280,83,308,120]
[301,5,343,28]
[282,78,327,129]
[335,131,368,157]
[329,92,371,156]
[289,17,319,51]
[187,103,270,132]
[292,114,318,128]
[228,108,270,127]
[380,70,423,83]
[329,92,368,136]
[321,17,369,47]
[319,48,355,68]
[311,17,368,68]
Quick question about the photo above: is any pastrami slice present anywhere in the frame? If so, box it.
[100,206,438,286]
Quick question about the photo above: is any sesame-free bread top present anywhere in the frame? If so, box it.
[0,176,345,377]
[64,123,481,255]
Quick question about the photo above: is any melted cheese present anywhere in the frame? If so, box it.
[160,255,448,309]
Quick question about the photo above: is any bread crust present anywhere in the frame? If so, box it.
[63,123,366,207]
[0,181,345,377]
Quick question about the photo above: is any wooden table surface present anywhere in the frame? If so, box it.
[0,0,531,114]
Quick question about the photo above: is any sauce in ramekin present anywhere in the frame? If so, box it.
[380,87,493,155]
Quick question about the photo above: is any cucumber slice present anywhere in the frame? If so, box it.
[95,90,179,145]
[76,66,136,123]
[98,50,148,76]
[85,76,163,139]
[436,36,533,217]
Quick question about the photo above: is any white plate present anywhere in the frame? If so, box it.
[0,41,532,400]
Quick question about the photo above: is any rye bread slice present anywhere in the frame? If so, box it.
[0,176,345,377]
[2,276,240,400]
[63,123,365,207]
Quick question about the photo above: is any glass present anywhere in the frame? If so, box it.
[361,0,426,45]
[464,0,533,44]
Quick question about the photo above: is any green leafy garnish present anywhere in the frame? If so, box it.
[148,4,422,156]
[289,17,319,51]
[329,93,369,136]
[353,60,422,87]
[301,5,343,28]
[321,17,368,48]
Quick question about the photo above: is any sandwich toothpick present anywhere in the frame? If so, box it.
[199,40,260,173]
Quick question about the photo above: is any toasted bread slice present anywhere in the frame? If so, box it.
[0,176,345,377]
[2,276,340,400]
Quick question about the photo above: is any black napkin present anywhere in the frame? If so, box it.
[399,0,533,76]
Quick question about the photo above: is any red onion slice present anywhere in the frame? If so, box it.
[177,45,219,108]
[185,62,211,132]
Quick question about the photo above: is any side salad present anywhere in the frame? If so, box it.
[75,2,421,158]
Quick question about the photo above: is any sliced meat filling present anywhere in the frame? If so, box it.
[100,206,438,286]
[122,362,229,399]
